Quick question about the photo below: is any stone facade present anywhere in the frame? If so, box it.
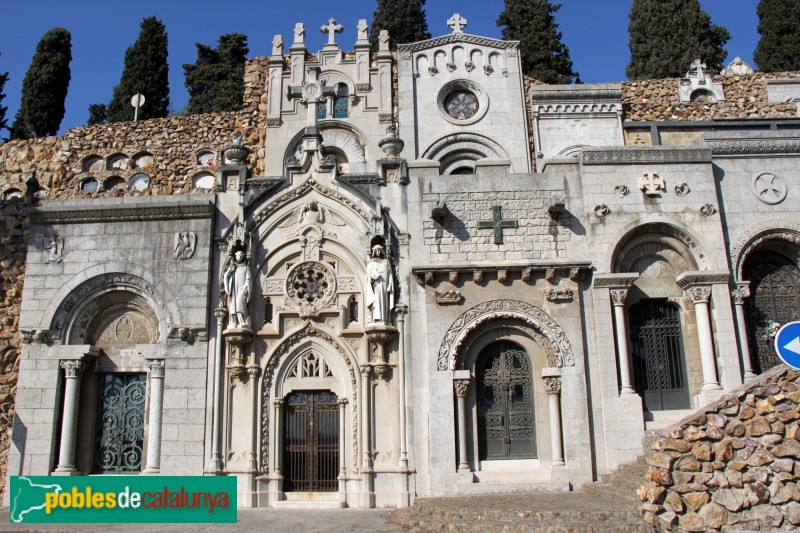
[2,13,800,515]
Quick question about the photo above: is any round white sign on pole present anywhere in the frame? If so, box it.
[130,94,146,108]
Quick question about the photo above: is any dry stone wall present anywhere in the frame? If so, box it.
[640,365,800,532]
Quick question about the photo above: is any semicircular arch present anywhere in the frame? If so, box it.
[730,219,800,280]
[609,221,710,273]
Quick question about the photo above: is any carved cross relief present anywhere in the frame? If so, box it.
[639,172,666,196]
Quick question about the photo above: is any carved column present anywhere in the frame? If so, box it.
[732,282,756,379]
[686,286,722,391]
[272,399,284,475]
[246,365,261,472]
[395,306,409,469]
[54,360,84,474]
[209,307,226,473]
[610,289,636,395]
[337,397,348,503]
[544,377,565,466]
[143,359,165,474]
[453,377,470,471]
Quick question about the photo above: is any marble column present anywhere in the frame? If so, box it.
[272,399,284,475]
[610,289,636,395]
[732,283,756,379]
[54,360,84,474]
[686,285,722,391]
[142,359,165,474]
[337,397,348,503]
[544,377,565,466]
[453,378,470,471]
[246,365,261,472]
[209,307,227,473]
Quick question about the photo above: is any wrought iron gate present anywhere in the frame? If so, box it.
[744,251,800,373]
[283,391,339,492]
[630,300,690,411]
[94,373,146,473]
[476,342,536,460]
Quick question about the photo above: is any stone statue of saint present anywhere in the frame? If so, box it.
[365,244,394,323]
[224,249,252,328]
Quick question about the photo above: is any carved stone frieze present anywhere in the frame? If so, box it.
[435,290,462,305]
[582,147,711,165]
[438,299,575,371]
[544,287,573,302]
[676,270,730,288]
[30,202,214,224]
[592,273,640,289]
[396,33,518,54]
[704,137,800,156]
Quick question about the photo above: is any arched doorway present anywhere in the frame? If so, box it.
[630,300,690,411]
[744,250,800,373]
[283,390,340,492]
[476,341,536,460]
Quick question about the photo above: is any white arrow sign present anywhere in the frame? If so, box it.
[784,336,800,356]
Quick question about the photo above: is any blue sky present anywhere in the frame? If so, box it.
[0,1,758,135]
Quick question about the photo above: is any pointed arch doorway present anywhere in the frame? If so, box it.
[283,390,340,492]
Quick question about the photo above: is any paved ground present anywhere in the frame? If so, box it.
[0,508,406,533]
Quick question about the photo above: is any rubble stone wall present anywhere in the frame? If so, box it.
[640,365,800,532]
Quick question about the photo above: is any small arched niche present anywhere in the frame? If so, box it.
[192,171,216,190]
[82,155,104,173]
[196,149,216,166]
[131,151,154,169]
[106,153,129,171]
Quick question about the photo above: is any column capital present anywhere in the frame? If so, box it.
[145,359,165,377]
[214,307,227,322]
[246,365,261,378]
[609,288,629,307]
[543,376,561,395]
[731,281,751,304]
[453,378,470,398]
[685,285,712,304]
[360,365,372,378]
[336,398,349,406]
[59,359,83,378]
[273,398,284,407]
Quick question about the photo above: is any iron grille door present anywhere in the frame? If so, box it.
[283,391,339,492]
[476,342,536,460]
[744,251,800,374]
[94,373,146,473]
[630,300,690,411]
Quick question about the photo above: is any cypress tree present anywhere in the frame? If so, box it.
[627,0,730,79]
[370,0,431,49]
[184,34,249,114]
[0,55,8,137]
[497,0,579,83]
[87,103,107,126]
[10,28,72,140]
[107,17,170,123]
[754,0,800,72]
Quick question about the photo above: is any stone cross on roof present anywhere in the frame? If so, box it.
[357,19,369,42]
[447,13,467,33]
[271,35,284,57]
[321,18,344,47]
[293,23,306,46]
[379,30,390,52]
[287,66,336,132]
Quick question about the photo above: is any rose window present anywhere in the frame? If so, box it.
[444,91,479,120]
[286,261,336,313]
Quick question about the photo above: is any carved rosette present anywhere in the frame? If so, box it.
[686,286,712,304]
[145,359,165,378]
[543,377,561,395]
[60,360,83,378]
[453,378,470,398]
[610,289,629,307]
[285,261,336,318]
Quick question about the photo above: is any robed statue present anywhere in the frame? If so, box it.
[224,248,252,328]
[365,244,394,324]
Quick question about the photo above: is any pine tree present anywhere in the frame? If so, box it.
[370,0,431,49]
[184,34,249,114]
[627,0,730,79]
[9,28,72,140]
[754,0,800,72]
[107,17,170,123]
[87,104,107,126]
[497,0,579,84]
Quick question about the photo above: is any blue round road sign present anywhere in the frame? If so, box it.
[774,321,800,369]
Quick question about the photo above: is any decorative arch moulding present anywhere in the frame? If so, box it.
[437,299,575,372]
[413,262,591,286]
[729,218,800,279]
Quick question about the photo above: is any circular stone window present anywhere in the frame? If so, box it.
[286,261,336,313]
[437,80,489,125]
[751,172,787,205]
